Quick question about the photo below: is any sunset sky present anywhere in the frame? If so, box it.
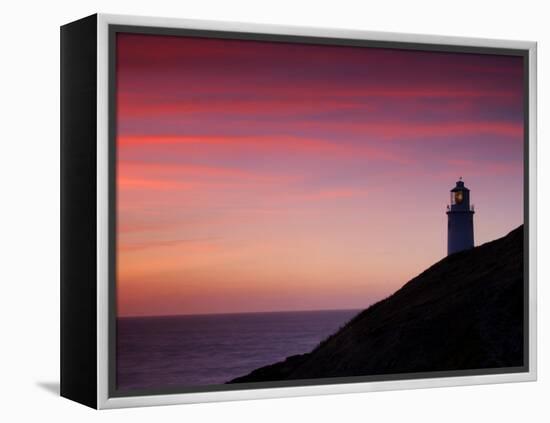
[116,32,524,317]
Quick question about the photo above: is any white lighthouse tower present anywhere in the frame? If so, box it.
[446,178,475,255]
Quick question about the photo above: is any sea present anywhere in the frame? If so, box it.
[117,309,359,391]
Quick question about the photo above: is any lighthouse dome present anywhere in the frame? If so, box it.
[451,179,469,192]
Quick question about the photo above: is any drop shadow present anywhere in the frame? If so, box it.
[36,381,60,396]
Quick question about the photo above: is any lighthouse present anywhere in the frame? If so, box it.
[446,178,475,255]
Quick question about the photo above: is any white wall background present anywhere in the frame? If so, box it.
[1,0,547,421]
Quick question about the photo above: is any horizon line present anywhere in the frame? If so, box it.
[118,307,363,319]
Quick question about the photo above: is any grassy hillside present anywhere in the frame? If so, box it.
[229,225,524,383]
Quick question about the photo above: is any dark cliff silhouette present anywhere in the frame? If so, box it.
[229,225,524,383]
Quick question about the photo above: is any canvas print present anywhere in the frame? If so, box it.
[114,32,525,393]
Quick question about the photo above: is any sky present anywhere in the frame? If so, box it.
[115,32,524,317]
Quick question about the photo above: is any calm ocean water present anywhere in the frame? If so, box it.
[117,309,358,390]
